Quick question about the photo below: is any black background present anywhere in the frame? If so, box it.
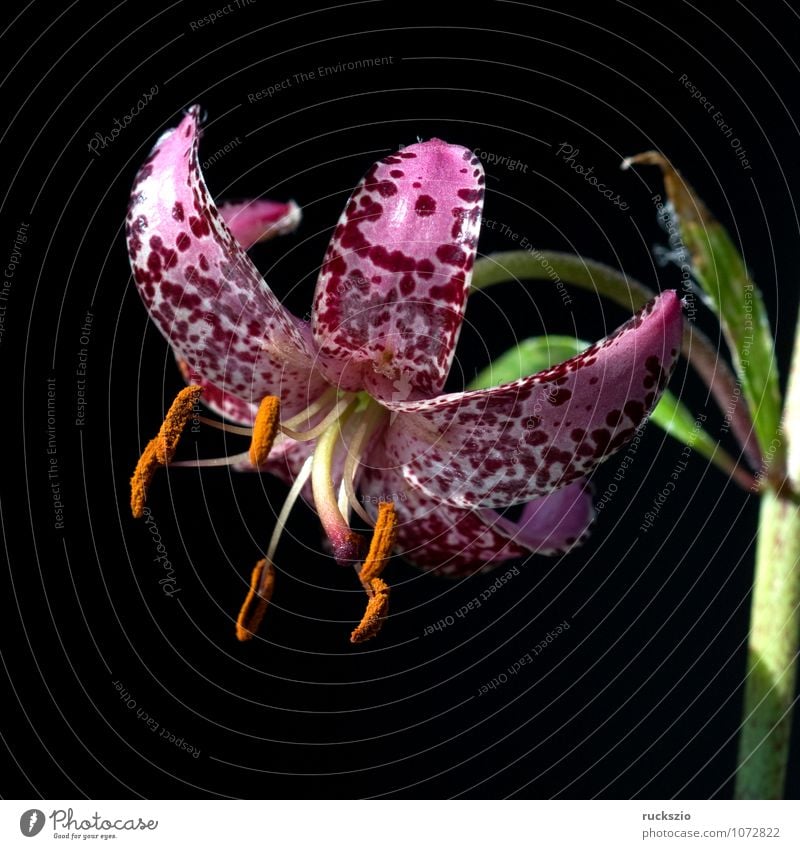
[2,0,799,799]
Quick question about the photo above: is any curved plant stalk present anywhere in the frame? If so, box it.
[472,251,762,474]
[735,486,800,798]
[735,314,800,799]
[625,153,783,471]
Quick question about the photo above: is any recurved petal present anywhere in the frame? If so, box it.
[177,358,258,425]
[382,290,683,508]
[311,139,484,402]
[218,199,302,249]
[127,106,321,410]
[479,479,595,556]
[359,450,526,576]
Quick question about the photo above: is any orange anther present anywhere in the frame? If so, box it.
[359,501,398,585]
[236,558,276,641]
[249,396,281,467]
[350,578,390,644]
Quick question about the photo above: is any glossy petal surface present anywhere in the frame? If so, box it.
[127,107,322,412]
[311,139,484,402]
[480,479,595,556]
[360,447,526,575]
[382,291,683,508]
[218,199,301,249]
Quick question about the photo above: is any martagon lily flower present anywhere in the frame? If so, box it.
[127,106,682,644]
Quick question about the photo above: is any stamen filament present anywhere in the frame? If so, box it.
[280,386,339,430]
[236,558,276,641]
[350,578,390,644]
[280,396,354,442]
[197,416,252,436]
[358,502,398,585]
[249,396,281,467]
[169,451,251,468]
[265,454,314,565]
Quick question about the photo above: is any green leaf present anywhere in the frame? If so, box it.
[625,152,782,467]
[468,335,584,389]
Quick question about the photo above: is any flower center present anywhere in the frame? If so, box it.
[130,385,395,644]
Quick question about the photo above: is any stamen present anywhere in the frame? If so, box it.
[280,386,338,430]
[130,439,159,519]
[350,578,390,644]
[169,451,251,468]
[359,502,398,585]
[280,395,353,442]
[130,386,203,517]
[249,395,281,467]
[236,558,276,641]
[154,386,203,464]
[265,454,314,564]
[197,416,252,436]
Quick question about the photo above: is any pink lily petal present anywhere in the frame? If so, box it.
[361,450,592,575]
[218,199,302,249]
[478,479,595,556]
[359,451,524,575]
[382,290,683,508]
[177,357,257,425]
[311,139,484,402]
[127,106,322,411]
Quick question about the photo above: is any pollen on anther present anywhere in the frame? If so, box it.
[359,502,398,585]
[130,438,160,519]
[350,577,390,644]
[236,558,276,642]
[249,395,281,467]
[155,385,204,464]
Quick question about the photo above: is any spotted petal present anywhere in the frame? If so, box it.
[361,449,594,576]
[218,199,301,249]
[127,107,322,413]
[311,139,484,402]
[381,290,683,508]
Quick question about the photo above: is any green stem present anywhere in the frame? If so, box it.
[736,301,800,798]
[735,486,800,798]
